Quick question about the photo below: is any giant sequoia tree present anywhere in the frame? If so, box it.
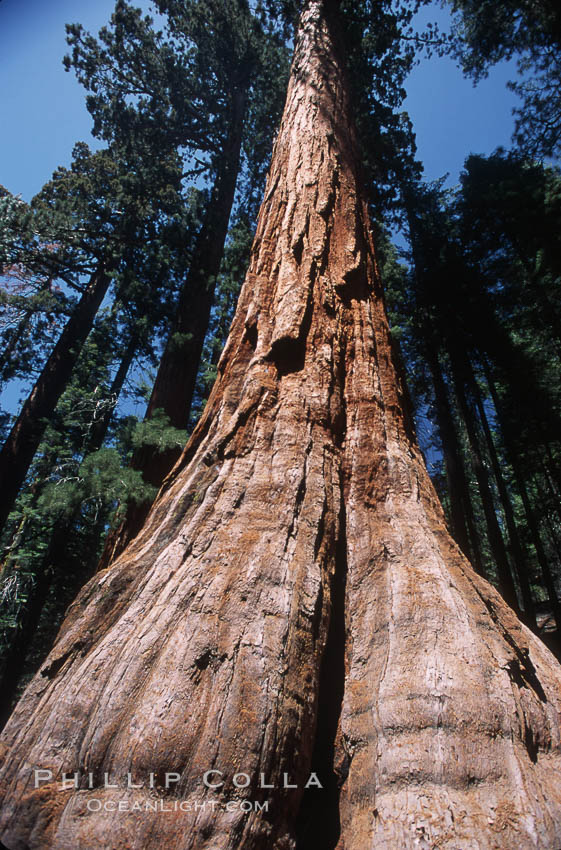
[1,1,561,848]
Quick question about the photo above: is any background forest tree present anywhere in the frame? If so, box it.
[0,0,560,729]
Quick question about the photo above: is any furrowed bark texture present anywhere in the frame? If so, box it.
[1,2,561,848]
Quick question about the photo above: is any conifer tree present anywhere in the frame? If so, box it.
[0,138,189,537]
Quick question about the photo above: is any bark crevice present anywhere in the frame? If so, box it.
[268,280,315,377]
[294,472,348,850]
[40,641,86,680]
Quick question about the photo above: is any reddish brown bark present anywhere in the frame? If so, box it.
[1,3,561,849]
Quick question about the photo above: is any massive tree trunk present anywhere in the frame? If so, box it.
[0,266,111,536]
[1,2,561,849]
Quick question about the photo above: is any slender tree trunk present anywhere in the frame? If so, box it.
[98,87,248,569]
[447,348,521,613]
[516,471,561,632]
[146,84,248,434]
[403,199,484,573]
[537,453,561,526]
[475,305,561,446]
[424,340,484,573]
[540,502,561,561]
[2,3,561,849]
[0,334,137,729]
[0,312,33,385]
[466,359,537,629]
[84,333,137,455]
[543,441,561,502]
[0,266,110,536]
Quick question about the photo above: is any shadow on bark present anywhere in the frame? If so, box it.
[295,476,348,848]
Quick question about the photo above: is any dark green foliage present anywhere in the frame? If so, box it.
[64,0,289,437]
[0,136,199,537]
[446,0,561,158]
[447,0,561,76]
[0,330,133,705]
[0,133,199,715]
[0,191,80,390]
[130,409,188,455]
[64,0,290,187]
[0,310,190,716]
[456,152,561,448]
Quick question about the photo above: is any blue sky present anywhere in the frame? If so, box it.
[0,0,116,200]
[404,12,519,186]
[0,0,522,201]
[405,53,518,186]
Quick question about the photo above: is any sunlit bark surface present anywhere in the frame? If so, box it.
[1,2,561,848]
